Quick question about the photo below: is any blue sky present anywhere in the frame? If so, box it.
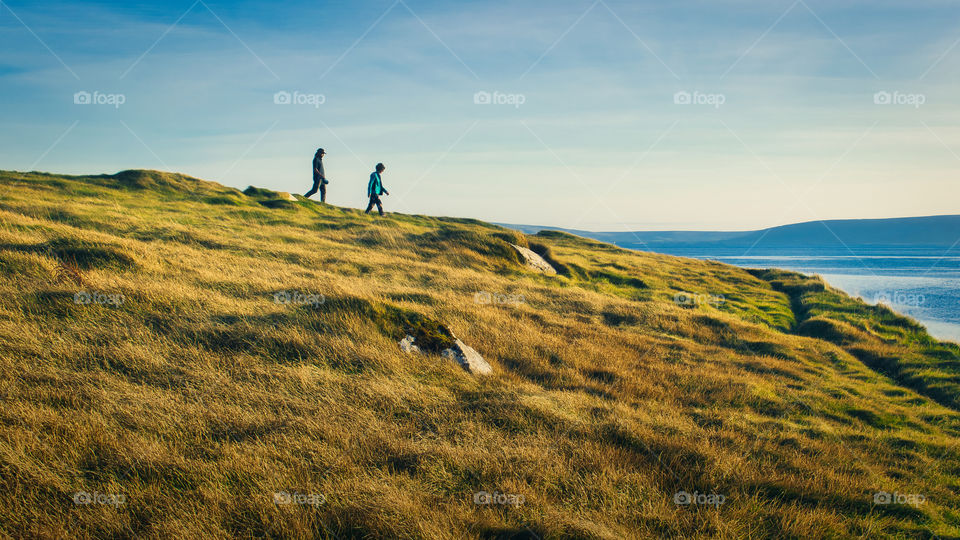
[2,0,959,230]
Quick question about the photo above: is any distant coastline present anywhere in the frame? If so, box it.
[499,214,960,249]
[500,218,960,343]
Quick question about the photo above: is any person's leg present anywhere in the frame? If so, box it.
[305,178,319,197]
[365,196,375,213]
[375,196,384,216]
[319,185,326,203]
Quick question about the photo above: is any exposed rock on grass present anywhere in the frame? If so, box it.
[398,334,419,354]
[441,338,492,375]
[510,243,556,274]
[398,330,490,375]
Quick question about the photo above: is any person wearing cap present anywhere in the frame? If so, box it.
[305,148,328,202]
[365,163,389,216]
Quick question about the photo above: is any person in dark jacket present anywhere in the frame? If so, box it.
[305,148,328,202]
[365,163,389,216]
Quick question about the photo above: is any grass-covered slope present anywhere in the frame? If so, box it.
[0,169,958,539]
[752,268,960,413]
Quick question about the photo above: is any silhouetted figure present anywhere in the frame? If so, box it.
[305,148,328,202]
[365,163,389,216]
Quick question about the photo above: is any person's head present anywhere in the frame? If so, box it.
[375,163,385,172]
[316,148,325,157]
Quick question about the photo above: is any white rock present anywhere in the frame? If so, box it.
[441,339,493,375]
[399,335,420,354]
[509,243,556,275]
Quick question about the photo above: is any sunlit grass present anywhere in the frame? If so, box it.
[0,170,957,538]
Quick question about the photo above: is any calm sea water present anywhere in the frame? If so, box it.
[629,246,960,343]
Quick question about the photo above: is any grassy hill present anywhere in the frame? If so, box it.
[0,169,958,539]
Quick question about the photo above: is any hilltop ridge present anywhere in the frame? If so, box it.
[0,169,958,538]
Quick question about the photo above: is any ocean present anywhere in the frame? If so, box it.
[627,246,960,344]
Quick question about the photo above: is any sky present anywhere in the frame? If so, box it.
[1,0,959,231]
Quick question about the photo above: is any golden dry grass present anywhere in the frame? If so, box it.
[0,169,957,539]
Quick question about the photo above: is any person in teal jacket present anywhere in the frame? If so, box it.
[365,163,389,216]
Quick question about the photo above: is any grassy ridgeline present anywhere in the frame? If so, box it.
[0,169,958,539]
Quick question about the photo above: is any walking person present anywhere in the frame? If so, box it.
[305,148,328,202]
[365,163,389,216]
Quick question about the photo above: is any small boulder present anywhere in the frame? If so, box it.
[399,334,420,354]
[396,322,491,375]
[441,339,493,375]
[510,243,556,275]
